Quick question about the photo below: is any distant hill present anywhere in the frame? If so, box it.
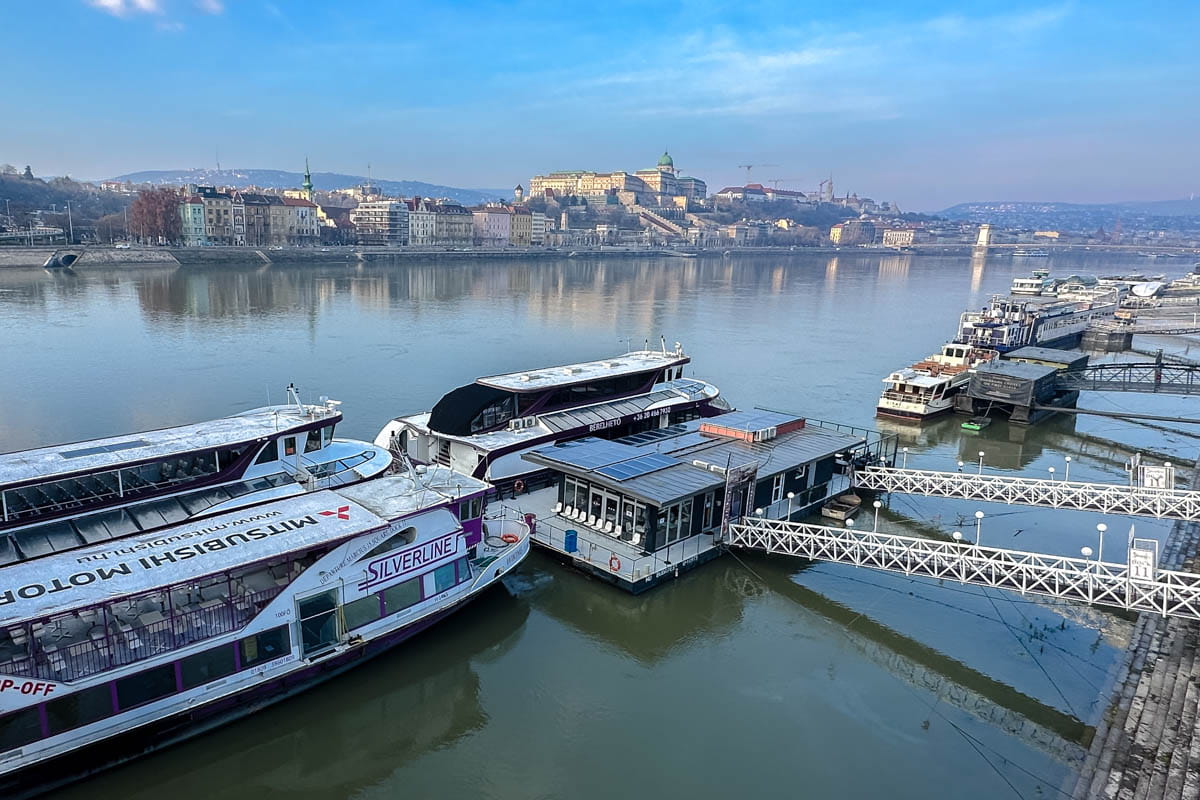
[941,198,1200,218]
[109,168,508,206]
[939,197,1200,233]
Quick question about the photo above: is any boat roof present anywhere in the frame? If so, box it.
[397,378,719,451]
[477,349,689,392]
[0,467,480,624]
[0,404,340,487]
[883,369,954,388]
[525,411,865,507]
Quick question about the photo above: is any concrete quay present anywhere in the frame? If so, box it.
[1071,464,1200,799]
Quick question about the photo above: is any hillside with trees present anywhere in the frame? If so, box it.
[0,165,133,241]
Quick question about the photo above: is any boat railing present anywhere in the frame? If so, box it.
[878,390,932,403]
[0,585,285,683]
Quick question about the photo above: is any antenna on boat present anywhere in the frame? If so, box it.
[660,335,667,354]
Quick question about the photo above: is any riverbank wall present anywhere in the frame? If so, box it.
[1070,458,1200,799]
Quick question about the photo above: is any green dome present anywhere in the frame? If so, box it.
[657,151,673,168]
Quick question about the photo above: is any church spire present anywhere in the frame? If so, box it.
[302,157,313,200]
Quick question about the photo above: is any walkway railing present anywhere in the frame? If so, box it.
[1055,362,1200,395]
[728,517,1200,620]
[854,466,1200,521]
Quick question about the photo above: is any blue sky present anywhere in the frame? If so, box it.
[3,0,1198,209]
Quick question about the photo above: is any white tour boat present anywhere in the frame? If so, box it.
[956,296,1116,352]
[0,466,528,796]
[876,343,997,420]
[0,387,392,567]
[1010,275,1056,295]
[376,343,730,492]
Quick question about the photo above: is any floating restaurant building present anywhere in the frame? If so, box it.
[504,409,868,593]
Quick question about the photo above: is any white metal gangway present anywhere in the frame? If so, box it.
[727,516,1200,620]
[854,465,1200,522]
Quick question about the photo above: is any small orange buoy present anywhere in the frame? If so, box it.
[513,479,525,494]
[609,555,621,572]
[501,533,519,544]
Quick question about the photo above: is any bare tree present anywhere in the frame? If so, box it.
[129,188,182,244]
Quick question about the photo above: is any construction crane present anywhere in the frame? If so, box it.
[817,176,833,202]
[737,163,778,183]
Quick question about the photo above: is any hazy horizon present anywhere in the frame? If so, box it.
[4,0,1198,211]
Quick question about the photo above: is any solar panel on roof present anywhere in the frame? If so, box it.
[595,453,680,481]
[61,439,152,459]
[537,438,640,469]
[616,424,687,446]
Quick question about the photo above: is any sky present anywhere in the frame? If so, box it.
[3,0,1198,210]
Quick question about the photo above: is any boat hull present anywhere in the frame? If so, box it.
[875,404,954,422]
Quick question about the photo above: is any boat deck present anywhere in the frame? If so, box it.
[494,487,721,593]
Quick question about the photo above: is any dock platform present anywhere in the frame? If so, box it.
[494,489,722,593]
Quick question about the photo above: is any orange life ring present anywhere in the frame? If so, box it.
[609,555,621,572]
[513,479,525,494]
[501,533,519,544]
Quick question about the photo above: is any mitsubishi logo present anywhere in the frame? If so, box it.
[320,505,351,521]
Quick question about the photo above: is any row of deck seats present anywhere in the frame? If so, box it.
[554,503,642,546]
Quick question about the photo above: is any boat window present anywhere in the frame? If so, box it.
[45,684,114,735]
[2,468,125,522]
[116,663,176,710]
[119,451,219,498]
[283,437,297,458]
[543,371,650,411]
[344,594,383,630]
[457,497,483,521]
[240,625,290,669]
[0,706,42,751]
[322,424,336,446]
[357,527,418,562]
[454,556,471,583]
[383,577,421,613]
[469,395,516,434]
[214,445,248,471]
[181,644,238,691]
[432,561,457,594]
[304,428,322,454]
[253,441,276,466]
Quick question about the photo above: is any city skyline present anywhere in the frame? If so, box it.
[4,0,1198,210]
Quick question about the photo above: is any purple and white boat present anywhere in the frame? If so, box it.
[0,386,393,566]
[375,342,729,491]
[0,465,529,797]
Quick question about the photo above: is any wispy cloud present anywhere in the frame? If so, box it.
[86,0,162,15]
[534,4,1073,121]
[197,0,223,13]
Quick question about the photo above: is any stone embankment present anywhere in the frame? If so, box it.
[1071,461,1200,799]
[0,247,179,269]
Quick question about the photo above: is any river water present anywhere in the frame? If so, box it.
[2,252,1199,799]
